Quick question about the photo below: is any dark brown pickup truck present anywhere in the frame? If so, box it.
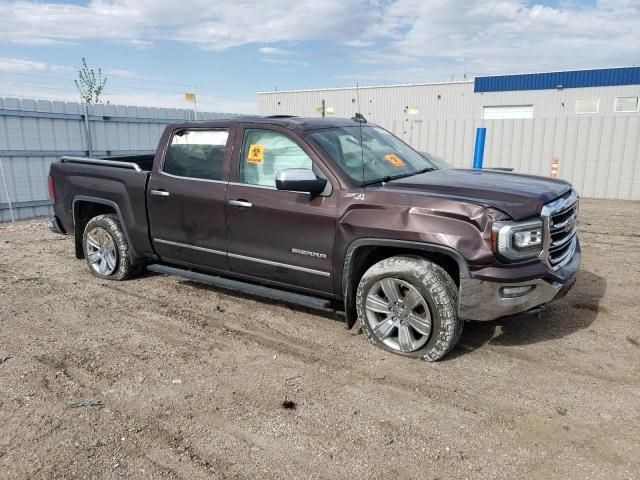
[48,115,580,360]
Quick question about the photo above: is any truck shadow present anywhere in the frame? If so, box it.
[447,269,607,359]
[179,279,346,323]
[154,269,606,357]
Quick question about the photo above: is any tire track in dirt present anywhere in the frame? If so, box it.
[21,255,640,432]
[2,208,640,479]
[29,348,246,479]
[58,269,640,472]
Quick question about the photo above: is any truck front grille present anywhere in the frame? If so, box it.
[542,190,579,270]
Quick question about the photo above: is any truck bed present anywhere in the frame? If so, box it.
[101,154,155,171]
[50,154,154,259]
[60,154,155,172]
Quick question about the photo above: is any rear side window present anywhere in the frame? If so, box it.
[164,129,229,180]
[239,129,312,187]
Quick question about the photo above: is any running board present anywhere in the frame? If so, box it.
[146,264,336,312]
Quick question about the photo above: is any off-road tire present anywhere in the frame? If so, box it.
[82,214,138,281]
[356,256,463,361]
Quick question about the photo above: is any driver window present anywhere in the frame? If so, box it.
[239,129,313,187]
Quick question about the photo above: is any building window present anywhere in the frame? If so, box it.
[575,98,599,114]
[483,105,534,120]
[615,96,639,113]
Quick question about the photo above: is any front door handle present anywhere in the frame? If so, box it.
[228,199,252,208]
[150,189,170,197]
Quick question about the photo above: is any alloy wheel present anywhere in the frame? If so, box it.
[365,277,432,353]
[86,226,117,276]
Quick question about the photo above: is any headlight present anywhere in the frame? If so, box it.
[492,219,543,262]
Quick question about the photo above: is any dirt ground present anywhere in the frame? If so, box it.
[1,198,639,479]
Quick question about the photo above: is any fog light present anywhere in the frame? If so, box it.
[501,285,535,298]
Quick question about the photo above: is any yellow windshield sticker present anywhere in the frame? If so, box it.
[247,144,264,164]
[384,154,405,168]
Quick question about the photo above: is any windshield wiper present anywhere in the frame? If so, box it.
[360,167,434,187]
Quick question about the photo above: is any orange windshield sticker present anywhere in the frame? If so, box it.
[384,154,405,167]
[247,144,264,164]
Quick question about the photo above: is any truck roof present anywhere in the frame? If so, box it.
[166,115,378,132]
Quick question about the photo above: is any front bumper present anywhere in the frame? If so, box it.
[458,248,580,321]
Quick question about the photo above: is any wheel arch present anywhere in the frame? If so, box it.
[342,238,470,328]
[72,196,139,261]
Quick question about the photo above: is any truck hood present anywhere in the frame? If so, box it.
[386,168,572,221]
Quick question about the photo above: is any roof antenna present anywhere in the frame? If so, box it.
[354,82,365,186]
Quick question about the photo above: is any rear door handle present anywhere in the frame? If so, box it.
[228,199,252,208]
[150,189,170,197]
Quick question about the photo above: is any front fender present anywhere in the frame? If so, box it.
[341,238,470,328]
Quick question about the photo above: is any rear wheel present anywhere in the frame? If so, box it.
[82,214,137,281]
[356,256,462,361]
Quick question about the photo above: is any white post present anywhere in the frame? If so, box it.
[0,158,15,222]
[193,84,198,121]
[83,103,93,157]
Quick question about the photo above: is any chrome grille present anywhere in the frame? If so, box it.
[541,190,579,270]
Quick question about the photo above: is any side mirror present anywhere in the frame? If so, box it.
[275,169,327,196]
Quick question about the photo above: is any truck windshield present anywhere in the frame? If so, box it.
[309,126,435,186]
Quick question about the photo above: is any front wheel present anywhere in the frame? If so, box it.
[82,214,137,281]
[356,256,462,361]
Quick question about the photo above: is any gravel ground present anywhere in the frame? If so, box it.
[1,198,639,479]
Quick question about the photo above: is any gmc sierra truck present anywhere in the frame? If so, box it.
[48,115,580,361]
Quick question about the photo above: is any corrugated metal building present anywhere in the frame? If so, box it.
[258,67,640,200]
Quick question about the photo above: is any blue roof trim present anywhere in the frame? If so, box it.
[474,67,640,93]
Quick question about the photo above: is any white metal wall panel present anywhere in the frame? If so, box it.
[594,117,614,198]
[617,116,640,199]
[483,105,534,119]
[258,82,640,200]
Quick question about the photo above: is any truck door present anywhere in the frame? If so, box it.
[147,126,234,271]
[225,126,338,294]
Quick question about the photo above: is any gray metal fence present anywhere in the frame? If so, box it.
[0,97,238,222]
